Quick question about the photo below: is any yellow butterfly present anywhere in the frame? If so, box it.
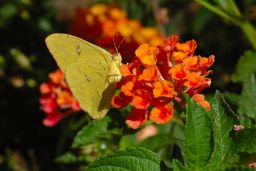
[45,33,122,119]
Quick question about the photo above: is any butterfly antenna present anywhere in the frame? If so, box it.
[113,37,119,54]
[117,36,125,51]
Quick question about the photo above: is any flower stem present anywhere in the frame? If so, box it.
[195,0,256,51]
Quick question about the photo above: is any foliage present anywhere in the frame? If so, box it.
[86,147,161,171]
[232,51,256,82]
[72,117,111,148]
[1,0,256,171]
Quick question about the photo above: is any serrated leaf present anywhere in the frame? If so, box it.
[238,75,256,119]
[225,166,255,171]
[206,91,238,170]
[232,51,256,82]
[86,147,161,171]
[172,159,187,171]
[72,117,111,148]
[235,128,256,154]
[238,115,254,128]
[183,96,211,170]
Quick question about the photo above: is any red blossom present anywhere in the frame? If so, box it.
[40,94,58,114]
[126,108,148,129]
[39,69,81,127]
[131,89,152,109]
[150,103,174,124]
[111,92,132,108]
[43,111,62,127]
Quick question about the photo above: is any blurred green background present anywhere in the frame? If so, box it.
[0,0,256,170]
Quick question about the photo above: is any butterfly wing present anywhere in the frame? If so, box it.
[45,33,111,71]
[45,33,121,119]
[65,58,117,119]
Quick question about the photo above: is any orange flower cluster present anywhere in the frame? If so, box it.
[39,69,80,127]
[69,4,163,63]
[112,36,214,129]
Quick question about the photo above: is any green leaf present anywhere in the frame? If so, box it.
[225,166,255,171]
[238,115,254,128]
[119,134,137,150]
[183,96,211,170]
[86,147,161,171]
[235,128,256,154]
[56,152,86,164]
[238,75,256,119]
[172,159,187,171]
[232,51,256,82]
[195,0,239,25]
[206,91,238,170]
[72,117,111,148]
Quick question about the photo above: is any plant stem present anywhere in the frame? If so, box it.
[195,0,240,25]
[195,0,256,51]
[240,21,256,51]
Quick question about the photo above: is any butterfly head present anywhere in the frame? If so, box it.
[112,53,122,66]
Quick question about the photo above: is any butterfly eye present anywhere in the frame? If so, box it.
[112,53,121,62]
[112,55,118,61]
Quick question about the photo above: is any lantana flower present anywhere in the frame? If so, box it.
[39,69,80,127]
[112,35,214,129]
[69,4,163,63]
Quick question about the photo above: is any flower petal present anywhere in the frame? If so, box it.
[135,44,158,67]
[131,89,152,109]
[120,75,137,96]
[39,83,53,94]
[138,66,158,81]
[112,93,132,108]
[153,80,176,98]
[49,69,64,85]
[192,94,210,111]
[150,103,173,124]
[43,111,62,127]
[120,64,131,77]
[169,64,188,80]
[57,91,74,107]
[40,94,58,114]
[126,108,148,129]
[184,72,204,88]
[199,55,215,69]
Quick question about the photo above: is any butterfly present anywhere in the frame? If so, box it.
[45,33,122,119]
